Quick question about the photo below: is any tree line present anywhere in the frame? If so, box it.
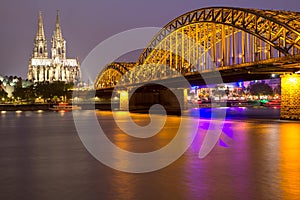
[12,81,73,103]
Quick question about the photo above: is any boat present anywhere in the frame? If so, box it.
[49,102,82,111]
[265,100,281,108]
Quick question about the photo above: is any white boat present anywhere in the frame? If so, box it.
[50,103,82,111]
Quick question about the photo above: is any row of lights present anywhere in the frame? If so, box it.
[0,110,44,114]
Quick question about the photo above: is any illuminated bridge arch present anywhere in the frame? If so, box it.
[119,7,300,84]
[138,7,300,64]
[94,62,134,89]
[96,7,300,87]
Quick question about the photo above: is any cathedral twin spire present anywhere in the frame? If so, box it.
[33,11,47,58]
[53,11,63,40]
[33,11,66,60]
[35,11,46,41]
[28,11,81,83]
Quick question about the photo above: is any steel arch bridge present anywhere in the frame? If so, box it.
[95,7,300,90]
[94,62,135,89]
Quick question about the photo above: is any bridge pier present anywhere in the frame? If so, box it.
[119,90,129,111]
[117,85,188,114]
[281,74,300,120]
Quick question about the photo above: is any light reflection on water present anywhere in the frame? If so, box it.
[0,108,299,200]
[280,124,300,200]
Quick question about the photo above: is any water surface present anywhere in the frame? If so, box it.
[0,108,299,200]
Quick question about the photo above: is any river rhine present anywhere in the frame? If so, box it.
[0,107,300,200]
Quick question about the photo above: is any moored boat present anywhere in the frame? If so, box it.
[49,103,82,111]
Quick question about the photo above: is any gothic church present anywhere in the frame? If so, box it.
[27,11,80,83]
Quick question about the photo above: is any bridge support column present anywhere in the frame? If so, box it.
[281,74,300,120]
[119,90,129,111]
[175,88,188,110]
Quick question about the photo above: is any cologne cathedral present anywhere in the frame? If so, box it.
[27,11,81,83]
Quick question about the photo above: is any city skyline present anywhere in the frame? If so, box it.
[0,0,299,79]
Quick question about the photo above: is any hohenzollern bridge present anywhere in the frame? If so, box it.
[93,7,300,119]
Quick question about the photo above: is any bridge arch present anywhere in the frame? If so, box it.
[137,7,300,65]
[94,62,134,89]
[96,7,300,87]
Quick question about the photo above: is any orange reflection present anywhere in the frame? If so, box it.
[110,170,136,200]
[280,123,300,199]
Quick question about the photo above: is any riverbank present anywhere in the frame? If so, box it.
[0,103,119,111]
[0,104,51,111]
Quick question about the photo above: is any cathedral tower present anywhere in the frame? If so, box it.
[32,11,48,58]
[51,11,66,60]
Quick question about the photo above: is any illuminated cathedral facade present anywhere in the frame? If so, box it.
[27,11,80,83]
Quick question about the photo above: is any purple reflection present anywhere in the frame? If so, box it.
[219,139,229,148]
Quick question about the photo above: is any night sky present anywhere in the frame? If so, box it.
[0,0,299,80]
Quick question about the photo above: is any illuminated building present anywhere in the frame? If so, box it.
[27,11,80,83]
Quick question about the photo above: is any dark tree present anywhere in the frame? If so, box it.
[249,82,274,97]
[0,87,8,100]
[35,81,51,100]
[13,84,36,102]
[35,81,74,102]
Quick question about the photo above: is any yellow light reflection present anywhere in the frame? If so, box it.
[280,124,300,199]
